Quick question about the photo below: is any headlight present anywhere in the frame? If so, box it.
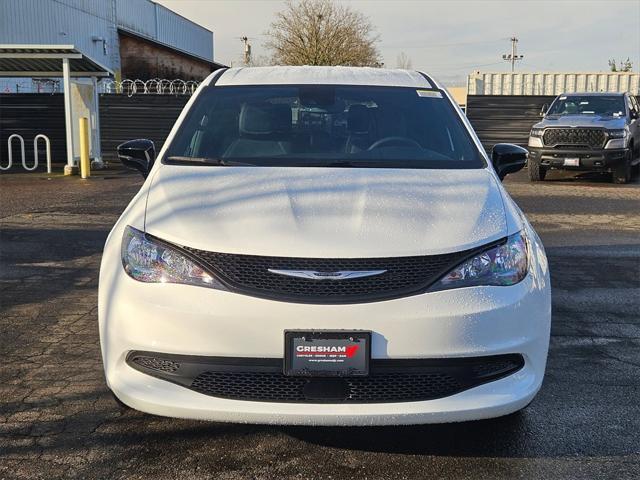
[607,129,627,139]
[432,231,528,291]
[605,129,629,149]
[528,136,543,148]
[121,226,226,289]
[529,128,544,137]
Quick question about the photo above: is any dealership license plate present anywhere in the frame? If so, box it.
[564,157,580,166]
[284,331,370,377]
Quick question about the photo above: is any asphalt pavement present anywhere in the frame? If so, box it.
[1,166,639,479]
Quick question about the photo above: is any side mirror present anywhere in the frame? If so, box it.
[540,104,548,117]
[117,139,155,178]
[491,143,528,180]
[631,110,639,120]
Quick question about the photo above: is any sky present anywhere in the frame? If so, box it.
[155,0,640,86]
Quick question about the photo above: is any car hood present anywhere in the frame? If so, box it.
[534,115,626,129]
[144,165,508,257]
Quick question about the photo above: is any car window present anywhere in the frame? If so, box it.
[164,85,484,169]
[547,95,626,117]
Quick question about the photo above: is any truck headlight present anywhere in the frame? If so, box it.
[605,129,628,149]
[121,226,226,289]
[432,232,528,291]
[528,128,544,147]
[607,129,626,139]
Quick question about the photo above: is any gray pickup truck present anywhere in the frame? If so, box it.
[527,92,640,183]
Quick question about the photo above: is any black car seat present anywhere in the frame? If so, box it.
[345,104,372,153]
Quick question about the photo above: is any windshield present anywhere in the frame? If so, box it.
[547,95,626,117]
[164,85,483,169]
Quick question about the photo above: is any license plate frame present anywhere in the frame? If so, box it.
[284,330,371,377]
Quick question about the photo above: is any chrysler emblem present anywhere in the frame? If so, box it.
[267,269,386,280]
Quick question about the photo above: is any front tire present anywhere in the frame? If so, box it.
[528,159,546,181]
[612,151,631,184]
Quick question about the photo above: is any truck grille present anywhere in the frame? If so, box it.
[181,245,492,304]
[542,128,605,148]
[127,352,525,404]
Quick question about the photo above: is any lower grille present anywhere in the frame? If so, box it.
[542,128,605,148]
[127,351,524,404]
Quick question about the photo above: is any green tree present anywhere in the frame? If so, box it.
[608,58,633,72]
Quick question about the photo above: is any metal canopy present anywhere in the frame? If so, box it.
[0,45,111,169]
[0,44,113,77]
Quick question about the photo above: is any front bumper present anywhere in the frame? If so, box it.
[100,272,550,424]
[528,146,628,171]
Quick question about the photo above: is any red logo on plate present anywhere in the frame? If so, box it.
[345,345,359,358]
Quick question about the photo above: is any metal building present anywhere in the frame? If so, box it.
[0,0,224,90]
[468,71,640,96]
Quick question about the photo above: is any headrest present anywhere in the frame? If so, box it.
[239,102,291,136]
[347,104,370,134]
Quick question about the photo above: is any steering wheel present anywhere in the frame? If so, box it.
[367,136,422,151]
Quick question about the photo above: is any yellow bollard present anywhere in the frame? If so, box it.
[79,117,90,179]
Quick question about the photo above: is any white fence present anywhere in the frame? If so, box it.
[468,72,640,96]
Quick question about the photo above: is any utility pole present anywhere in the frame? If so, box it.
[240,36,252,66]
[502,36,523,72]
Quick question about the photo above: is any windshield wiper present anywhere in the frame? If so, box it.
[165,156,256,166]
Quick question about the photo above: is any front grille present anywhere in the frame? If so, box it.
[181,246,489,304]
[127,352,525,404]
[542,128,605,148]
[191,371,463,403]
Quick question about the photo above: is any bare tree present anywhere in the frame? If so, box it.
[265,0,381,67]
[396,52,412,70]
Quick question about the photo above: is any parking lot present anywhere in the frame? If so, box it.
[1,168,639,479]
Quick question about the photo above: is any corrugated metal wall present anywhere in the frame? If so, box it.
[0,94,187,171]
[0,0,117,71]
[115,0,214,62]
[0,0,213,75]
[468,72,640,96]
[115,0,156,39]
[98,94,189,160]
[155,5,213,61]
[465,95,555,150]
[0,94,67,169]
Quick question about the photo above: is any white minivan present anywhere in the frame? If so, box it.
[99,66,551,426]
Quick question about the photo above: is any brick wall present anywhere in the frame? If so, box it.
[119,32,213,81]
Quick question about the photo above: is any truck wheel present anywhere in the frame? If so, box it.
[528,159,546,181]
[612,152,631,184]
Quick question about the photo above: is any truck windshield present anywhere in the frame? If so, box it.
[164,85,483,169]
[547,95,626,117]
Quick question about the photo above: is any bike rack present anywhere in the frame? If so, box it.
[3,134,26,171]
[34,134,51,173]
